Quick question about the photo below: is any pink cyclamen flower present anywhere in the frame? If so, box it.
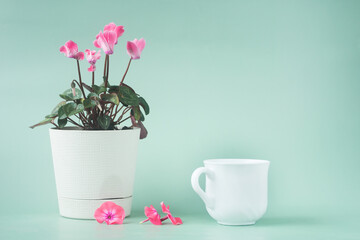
[103,22,124,44]
[140,205,162,225]
[59,40,84,60]
[85,49,101,72]
[161,202,183,225]
[126,38,146,60]
[94,201,125,225]
[93,23,124,55]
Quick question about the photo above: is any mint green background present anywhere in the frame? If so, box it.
[1,0,360,231]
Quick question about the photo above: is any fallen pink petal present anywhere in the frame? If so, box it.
[140,205,162,225]
[94,201,125,225]
[161,202,183,225]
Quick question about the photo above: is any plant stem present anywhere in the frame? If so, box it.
[92,71,95,86]
[106,55,109,88]
[116,107,130,123]
[112,105,124,117]
[139,216,169,224]
[160,216,169,221]
[118,116,130,124]
[74,114,86,127]
[112,105,119,117]
[110,104,115,117]
[139,218,149,224]
[103,55,108,80]
[67,117,84,129]
[72,80,82,89]
[51,122,59,128]
[103,55,109,94]
[79,112,89,124]
[76,60,86,98]
[119,58,132,86]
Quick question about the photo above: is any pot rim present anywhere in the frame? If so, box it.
[49,126,140,133]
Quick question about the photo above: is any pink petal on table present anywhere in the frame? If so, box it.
[168,215,183,225]
[160,202,182,225]
[94,208,106,223]
[144,205,162,225]
[161,202,171,214]
[94,201,125,225]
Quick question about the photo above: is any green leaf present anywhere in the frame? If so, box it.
[87,92,99,99]
[57,106,67,119]
[63,102,77,116]
[132,107,141,121]
[97,115,111,130]
[139,97,150,115]
[83,99,97,109]
[51,101,66,115]
[140,109,145,121]
[73,104,84,115]
[119,86,139,106]
[101,93,119,105]
[93,85,106,95]
[59,88,82,101]
[131,107,144,121]
[30,118,53,129]
[58,118,67,128]
[45,101,67,118]
[45,113,57,118]
[108,85,118,93]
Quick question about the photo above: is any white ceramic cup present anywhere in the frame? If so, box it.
[191,159,270,225]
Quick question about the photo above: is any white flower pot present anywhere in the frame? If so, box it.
[49,127,140,219]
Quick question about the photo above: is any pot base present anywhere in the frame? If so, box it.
[58,196,132,219]
[217,221,255,226]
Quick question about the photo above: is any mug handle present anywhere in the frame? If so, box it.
[191,167,214,209]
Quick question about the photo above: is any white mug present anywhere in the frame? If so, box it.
[191,159,270,225]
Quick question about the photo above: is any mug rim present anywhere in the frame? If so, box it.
[204,159,270,165]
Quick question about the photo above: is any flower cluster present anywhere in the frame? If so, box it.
[31,23,149,138]
[94,201,182,226]
[94,201,125,225]
[140,202,183,225]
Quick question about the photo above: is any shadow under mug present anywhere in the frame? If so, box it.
[191,159,270,225]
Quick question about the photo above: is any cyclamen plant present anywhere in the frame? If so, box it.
[30,23,149,139]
